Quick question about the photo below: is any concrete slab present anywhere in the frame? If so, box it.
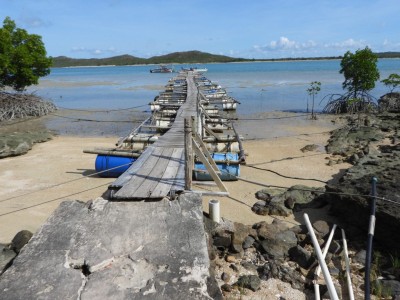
[0,194,220,299]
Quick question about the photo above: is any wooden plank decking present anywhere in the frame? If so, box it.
[110,73,197,200]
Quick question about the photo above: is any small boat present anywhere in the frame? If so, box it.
[181,66,208,73]
[150,65,174,73]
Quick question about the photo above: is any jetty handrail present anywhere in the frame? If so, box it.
[184,117,228,195]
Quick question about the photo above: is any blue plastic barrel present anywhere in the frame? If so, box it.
[194,152,239,181]
[95,155,136,178]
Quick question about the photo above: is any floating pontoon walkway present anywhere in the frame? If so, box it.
[109,73,198,200]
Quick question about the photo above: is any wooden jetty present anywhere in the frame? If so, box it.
[108,71,244,200]
[108,73,198,200]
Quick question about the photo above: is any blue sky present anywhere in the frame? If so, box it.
[1,0,399,59]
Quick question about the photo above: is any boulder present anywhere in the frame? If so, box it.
[289,245,315,269]
[312,220,331,238]
[252,196,292,217]
[379,92,400,112]
[10,230,33,254]
[230,222,250,255]
[283,185,326,211]
[259,230,297,260]
[0,131,52,158]
[235,275,261,292]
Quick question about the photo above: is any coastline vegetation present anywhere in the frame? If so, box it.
[51,50,400,68]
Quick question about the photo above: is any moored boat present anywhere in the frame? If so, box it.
[150,65,174,73]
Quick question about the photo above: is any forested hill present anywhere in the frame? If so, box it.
[51,51,247,67]
[51,50,400,68]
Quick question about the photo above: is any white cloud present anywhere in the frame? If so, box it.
[325,38,367,49]
[71,46,119,56]
[380,39,400,50]
[253,36,317,53]
[20,16,51,28]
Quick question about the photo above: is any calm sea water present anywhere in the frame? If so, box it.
[29,59,400,115]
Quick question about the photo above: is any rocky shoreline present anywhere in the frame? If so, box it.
[203,112,400,299]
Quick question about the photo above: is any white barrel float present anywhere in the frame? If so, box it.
[95,155,136,178]
[194,152,239,181]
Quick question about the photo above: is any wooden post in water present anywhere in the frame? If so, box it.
[184,117,193,190]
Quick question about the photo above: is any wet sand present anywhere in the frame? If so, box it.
[0,112,349,243]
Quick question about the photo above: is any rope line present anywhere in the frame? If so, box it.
[48,113,145,123]
[0,162,133,203]
[232,113,310,121]
[0,182,112,218]
[244,165,327,184]
[56,104,148,112]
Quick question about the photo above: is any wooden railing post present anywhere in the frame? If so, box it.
[184,117,193,190]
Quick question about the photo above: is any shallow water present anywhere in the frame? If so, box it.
[20,59,400,137]
[28,59,400,116]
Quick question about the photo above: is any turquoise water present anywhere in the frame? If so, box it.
[29,59,400,115]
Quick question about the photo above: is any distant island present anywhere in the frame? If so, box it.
[51,50,400,68]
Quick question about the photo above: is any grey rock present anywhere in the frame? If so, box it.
[328,240,341,255]
[241,261,257,272]
[213,232,231,249]
[220,283,232,292]
[353,250,367,265]
[0,131,53,158]
[379,92,400,112]
[258,261,305,290]
[255,190,273,202]
[265,196,292,217]
[320,283,343,299]
[374,279,400,297]
[312,220,330,238]
[289,245,314,269]
[300,144,319,152]
[10,230,33,254]
[235,275,261,292]
[251,200,269,216]
[230,222,250,255]
[283,185,326,211]
[242,236,255,249]
[259,230,297,260]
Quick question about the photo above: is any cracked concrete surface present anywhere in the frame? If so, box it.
[0,194,220,299]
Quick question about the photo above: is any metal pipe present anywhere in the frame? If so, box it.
[304,213,339,300]
[342,229,355,300]
[365,176,378,300]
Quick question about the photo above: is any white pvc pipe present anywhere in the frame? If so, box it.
[209,199,220,223]
[314,223,337,300]
[316,224,338,277]
[342,229,355,300]
[304,213,339,300]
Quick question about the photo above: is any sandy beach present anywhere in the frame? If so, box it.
[0,113,349,244]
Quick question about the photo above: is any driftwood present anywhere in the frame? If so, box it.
[0,92,57,122]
